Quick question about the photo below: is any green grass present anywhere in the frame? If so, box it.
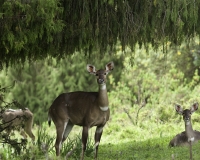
[97,138,200,160]
[60,119,200,160]
[62,137,200,160]
[1,136,200,160]
[1,117,200,160]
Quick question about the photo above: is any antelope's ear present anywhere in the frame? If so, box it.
[105,61,114,73]
[87,64,96,75]
[175,104,183,114]
[190,102,198,113]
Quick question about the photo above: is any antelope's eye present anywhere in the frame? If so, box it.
[96,73,99,76]
[104,73,107,75]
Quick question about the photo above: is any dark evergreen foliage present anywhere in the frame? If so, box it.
[0,0,200,68]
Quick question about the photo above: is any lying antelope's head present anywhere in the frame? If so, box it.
[87,62,114,85]
[175,103,198,125]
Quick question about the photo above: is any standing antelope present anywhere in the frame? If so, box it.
[169,103,200,159]
[48,61,114,159]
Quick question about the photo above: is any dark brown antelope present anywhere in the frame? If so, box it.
[48,61,114,159]
[1,108,35,141]
[169,103,200,160]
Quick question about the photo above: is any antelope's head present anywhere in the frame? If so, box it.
[175,103,198,126]
[87,62,114,85]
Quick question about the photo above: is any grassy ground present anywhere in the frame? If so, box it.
[60,136,200,160]
[45,120,200,160]
[1,136,200,160]
[1,115,200,160]
[98,138,199,160]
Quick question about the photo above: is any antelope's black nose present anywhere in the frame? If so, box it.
[185,117,190,121]
[98,79,104,84]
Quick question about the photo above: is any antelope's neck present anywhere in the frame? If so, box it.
[185,122,195,139]
[98,84,109,111]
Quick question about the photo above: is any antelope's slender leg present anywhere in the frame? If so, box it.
[20,129,28,139]
[24,117,35,140]
[62,123,74,142]
[55,120,68,156]
[24,126,35,141]
[81,126,89,160]
[94,126,103,159]
[64,123,75,159]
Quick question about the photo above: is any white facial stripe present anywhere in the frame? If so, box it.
[100,84,106,90]
[100,106,109,111]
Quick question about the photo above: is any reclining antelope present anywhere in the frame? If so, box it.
[48,61,114,159]
[169,103,200,159]
[0,108,35,141]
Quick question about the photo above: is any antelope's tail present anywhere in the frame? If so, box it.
[48,110,51,127]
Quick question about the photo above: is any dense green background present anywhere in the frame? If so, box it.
[1,40,200,124]
[1,40,200,159]
[1,0,200,159]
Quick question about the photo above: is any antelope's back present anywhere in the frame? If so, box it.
[169,131,189,147]
[2,109,32,126]
[49,91,109,125]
